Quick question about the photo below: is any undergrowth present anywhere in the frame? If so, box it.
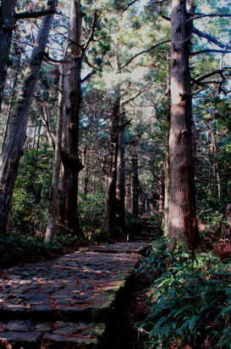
[138,239,231,349]
[0,233,83,267]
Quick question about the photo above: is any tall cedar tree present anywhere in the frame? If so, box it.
[168,0,199,250]
[45,0,84,241]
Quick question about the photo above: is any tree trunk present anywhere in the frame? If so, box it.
[47,0,83,239]
[163,156,170,235]
[2,47,21,151]
[118,114,126,233]
[83,145,89,196]
[40,104,56,149]
[45,70,63,243]
[159,168,165,213]
[210,128,221,202]
[104,92,121,237]
[0,0,17,111]
[0,0,57,234]
[163,57,171,234]
[132,147,139,218]
[168,0,198,250]
[126,174,132,213]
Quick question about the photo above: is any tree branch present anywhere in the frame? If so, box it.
[15,9,57,20]
[121,40,170,70]
[83,11,99,53]
[152,0,168,5]
[122,0,139,12]
[193,12,231,20]
[193,68,231,83]
[192,87,207,96]
[161,15,170,21]
[118,119,132,130]
[193,27,231,50]
[81,70,96,83]
[221,89,231,95]
[43,52,71,64]
[191,49,231,55]
[84,54,98,70]
[192,68,231,96]
[195,80,222,85]
[122,88,148,106]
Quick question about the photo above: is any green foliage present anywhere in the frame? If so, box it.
[11,148,52,234]
[79,192,105,238]
[0,232,83,268]
[198,209,224,240]
[137,239,169,275]
[139,242,231,349]
[0,233,60,267]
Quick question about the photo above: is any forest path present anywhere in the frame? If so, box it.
[0,241,149,348]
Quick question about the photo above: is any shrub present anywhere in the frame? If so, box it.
[11,148,52,234]
[79,192,105,238]
[139,242,231,349]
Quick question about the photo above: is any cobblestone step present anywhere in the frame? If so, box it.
[0,241,149,348]
[0,321,105,348]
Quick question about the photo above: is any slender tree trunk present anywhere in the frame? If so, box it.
[163,58,171,234]
[2,48,21,151]
[84,171,89,196]
[118,115,126,233]
[168,0,198,250]
[159,168,165,213]
[163,156,170,235]
[0,0,57,234]
[104,92,121,237]
[140,191,146,215]
[132,147,139,218]
[45,71,63,242]
[35,120,42,152]
[126,174,132,213]
[41,104,56,149]
[210,128,221,202]
[0,0,17,111]
[83,145,89,196]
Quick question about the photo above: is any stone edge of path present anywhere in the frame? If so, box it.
[0,321,106,349]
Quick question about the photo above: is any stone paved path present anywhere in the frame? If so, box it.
[0,241,148,348]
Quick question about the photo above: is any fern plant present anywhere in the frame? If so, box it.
[139,244,231,349]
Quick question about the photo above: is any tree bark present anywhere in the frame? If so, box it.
[126,174,132,213]
[118,113,126,233]
[46,0,83,240]
[159,168,165,213]
[210,127,221,202]
[83,145,89,196]
[163,156,170,235]
[132,146,139,218]
[0,0,18,111]
[104,92,121,237]
[2,47,21,151]
[0,0,57,234]
[45,69,63,242]
[168,0,198,250]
